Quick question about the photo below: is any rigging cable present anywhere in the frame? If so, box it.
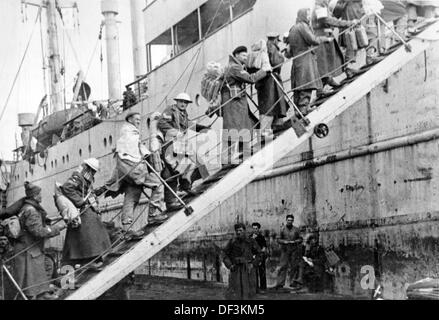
[0,6,42,124]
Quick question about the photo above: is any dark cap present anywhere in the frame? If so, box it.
[232,46,248,56]
[125,112,141,122]
[24,181,41,198]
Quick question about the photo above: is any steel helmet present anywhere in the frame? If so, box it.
[174,93,193,104]
[83,158,100,172]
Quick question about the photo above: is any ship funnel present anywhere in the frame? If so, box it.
[130,0,147,79]
[101,0,122,101]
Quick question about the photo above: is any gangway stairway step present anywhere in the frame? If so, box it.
[62,21,439,300]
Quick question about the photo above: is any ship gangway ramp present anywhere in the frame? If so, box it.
[64,21,439,300]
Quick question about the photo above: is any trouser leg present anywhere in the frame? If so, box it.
[275,249,290,287]
[290,249,303,284]
[161,165,178,207]
[407,4,418,26]
[260,115,274,132]
[259,257,267,290]
[144,173,165,214]
[180,167,202,191]
[121,184,142,223]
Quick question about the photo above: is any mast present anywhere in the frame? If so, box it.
[46,0,64,113]
[101,0,122,101]
[130,0,147,79]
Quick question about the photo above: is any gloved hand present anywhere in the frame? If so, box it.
[324,36,334,43]
[150,137,162,153]
[262,64,273,73]
[70,217,81,229]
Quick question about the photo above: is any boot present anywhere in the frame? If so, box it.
[326,77,341,88]
[345,67,361,79]
[149,206,169,224]
[37,292,59,300]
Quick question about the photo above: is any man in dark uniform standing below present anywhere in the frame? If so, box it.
[251,222,268,292]
[223,223,262,300]
[274,215,304,289]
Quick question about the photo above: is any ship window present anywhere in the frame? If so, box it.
[79,149,82,157]
[109,135,113,145]
[104,138,107,148]
[55,160,58,167]
[231,0,257,19]
[173,10,200,54]
[63,156,65,164]
[200,0,231,38]
[44,164,47,171]
[147,28,173,71]
[88,145,92,153]
[66,154,70,163]
[51,161,54,168]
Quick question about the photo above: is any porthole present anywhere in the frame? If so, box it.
[66,155,70,163]
[79,149,82,157]
[44,164,47,171]
[55,160,58,167]
[109,135,113,145]
[51,161,54,168]
[104,138,107,148]
[62,156,65,164]
[88,145,92,153]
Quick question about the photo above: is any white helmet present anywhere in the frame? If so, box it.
[174,93,193,103]
[83,158,100,172]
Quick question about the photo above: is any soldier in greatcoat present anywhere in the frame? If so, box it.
[223,223,262,300]
[13,182,65,300]
[61,159,111,270]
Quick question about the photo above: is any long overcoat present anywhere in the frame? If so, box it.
[312,0,352,78]
[13,199,60,298]
[61,172,111,262]
[221,56,267,133]
[223,237,261,300]
[255,41,289,118]
[287,10,325,92]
